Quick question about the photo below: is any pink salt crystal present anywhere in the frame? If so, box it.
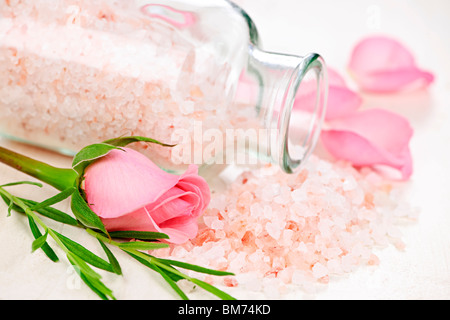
[394,240,406,251]
[223,277,239,287]
[265,221,283,240]
[368,254,380,266]
[241,231,255,246]
[327,258,344,275]
[323,247,343,260]
[236,191,254,211]
[191,229,216,246]
[312,263,328,279]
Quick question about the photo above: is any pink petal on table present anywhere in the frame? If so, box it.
[321,108,414,180]
[348,35,434,93]
[293,67,362,120]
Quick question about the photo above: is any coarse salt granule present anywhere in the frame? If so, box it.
[153,155,418,295]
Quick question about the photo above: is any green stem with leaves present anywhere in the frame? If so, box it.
[1,183,235,300]
[87,229,236,300]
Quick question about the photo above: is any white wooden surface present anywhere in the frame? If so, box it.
[0,0,449,299]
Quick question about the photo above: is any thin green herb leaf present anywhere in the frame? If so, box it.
[156,258,235,277]
[151,262,189,300]
[146,253,236,300]
[72,143,122,176]
[125,251,187,299]
[108,230,169,241]
[189,278,236,300]
[98,239,122,275]
[71,189,108,234]
[54,231,114,273]
[0,181,43,188]
[31,228,48,252]
[125,251,184,282]
[67,252,115,300]
[19,197,79,226]
[30,187,76,211]
[7,200,13,217]
[1,193,20,217]
[3,196,79,226]
[78,270,109,300]
[118,241,169,251]
[67,252,102,280]
[103,136,175,148]
[27,215,58,262]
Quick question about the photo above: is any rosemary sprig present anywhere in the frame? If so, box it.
[1,182,236,300]
[87,228,236,300]
[0,183,117,300]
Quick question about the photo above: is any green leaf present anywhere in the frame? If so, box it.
[67,252,116,300]
[66,252,102,280]
[1,193,24,215]
[70,189,108,234]
[103,136,175,148]
[72,143,122,176]
[125,251,187,299]
[6,200,13,217]
[108,230,169,241]
[54,231,114,273]
[78,270,109,300]
[125,251,184,282]
[98,239,122,275]
[27,215,58,262]
[151,263,189,300]
[0,181,43,188]
[156,258,235,277]
[31,229,48,252]
[189,278,236,300]
[118,241,169,251]
[20,197,79,226]
[30,187,76,211]
[2,194,79,226]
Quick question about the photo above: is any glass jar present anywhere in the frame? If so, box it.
[0,0,327,174]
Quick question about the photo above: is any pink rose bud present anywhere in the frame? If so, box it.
[82,147,210,244]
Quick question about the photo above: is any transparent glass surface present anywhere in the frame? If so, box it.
[0,0,327,174]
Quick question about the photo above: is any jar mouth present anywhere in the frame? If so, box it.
[279,53,328,173]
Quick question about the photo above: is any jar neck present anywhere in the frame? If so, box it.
[234,45,328,173]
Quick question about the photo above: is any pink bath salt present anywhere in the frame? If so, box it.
[312,263,329,279]
[157,154,416,295]
[223,277,239,287]
[191,228,216,246]
[368,254,380,266]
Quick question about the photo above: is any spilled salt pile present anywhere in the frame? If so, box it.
[153,155,418,296]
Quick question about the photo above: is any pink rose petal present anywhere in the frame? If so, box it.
[348,35,434,92]
[84,148,180,219]
[294,68,362,121]
[321,108,414,180]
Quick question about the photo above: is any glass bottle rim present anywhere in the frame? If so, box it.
[280,53,328,173]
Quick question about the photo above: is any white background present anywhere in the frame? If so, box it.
[0,0,449,299]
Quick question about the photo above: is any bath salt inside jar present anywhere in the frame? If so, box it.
[0,0,327,174]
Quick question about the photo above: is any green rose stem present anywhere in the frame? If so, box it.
[0,146,77,191]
